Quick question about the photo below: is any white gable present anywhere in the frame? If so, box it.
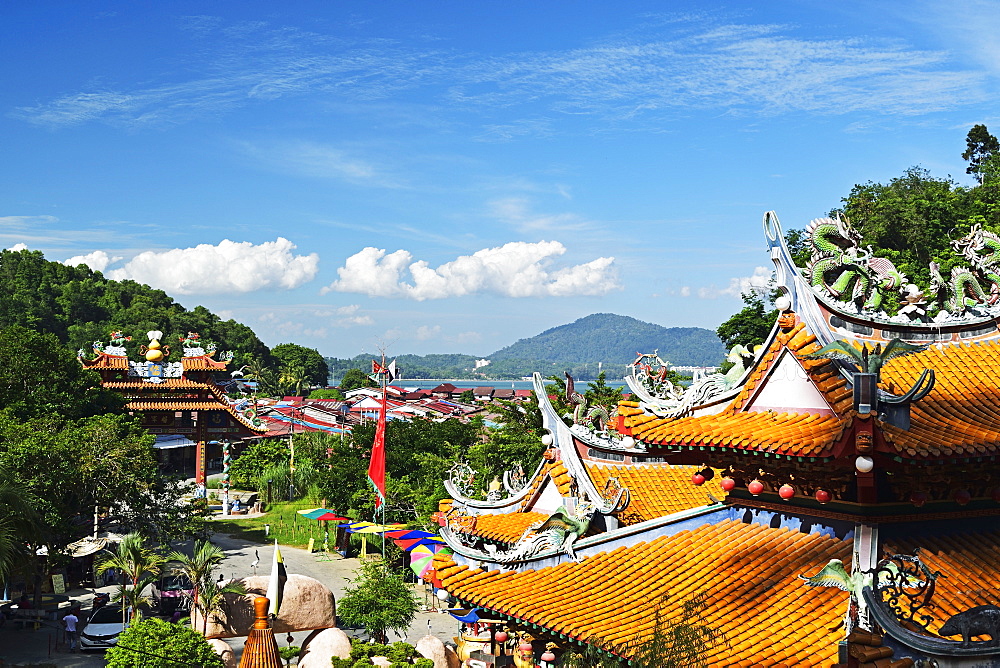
[744,349,834,415]
[524,477,564,515]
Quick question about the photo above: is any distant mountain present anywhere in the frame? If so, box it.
[326,313,724,382]
[488,313,724,367]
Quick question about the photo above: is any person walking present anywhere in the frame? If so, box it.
[63,609,80,652]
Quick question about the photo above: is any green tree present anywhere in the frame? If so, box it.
[166,539,228,631]
[105,617,225,668]
[272,343,329,387]
[0,325,123,421]
[0,474,41,583]
[193,576,248,636]
[96,532,166,623]
[340,368,376,391]
[309,388,345,400]
[459,389,475,403]
[338,560,418,644]
[715,293,775,352]
[963,124,1000,184]
[627,592,726,668]
[585,372,623,412]
[229,440,291,488]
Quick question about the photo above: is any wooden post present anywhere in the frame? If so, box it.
[195,439,207,485]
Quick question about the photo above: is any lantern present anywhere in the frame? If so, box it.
[720,478,736,492]
[495,631,508,643]
[855,456,874,473]
[748,480,764,496]
[541,433,554,446]
[541,651,557,662]
[778,484,795,500]
[954,489,972,506]
[519,641,533,653]
[910,491,928,508]
[691,473,706,486]
[815,489,831,504]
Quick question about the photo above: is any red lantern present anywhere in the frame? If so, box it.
[815,489,831,504]
[778,484,795,500]
[691,473,706,486]
[495,631,508,643]
[910,491,928,507]
[541,651,557,662]
[748,480,764,496]
[955,489,972,506]
[720,477,736,492]
[519,642,533,653]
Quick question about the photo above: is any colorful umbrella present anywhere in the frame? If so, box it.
[298,508,349,521]
[384,529,435,540]
[394,536,446,550]
[351,523,406,534]
[409,552,435,578]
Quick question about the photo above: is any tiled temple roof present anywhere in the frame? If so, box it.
[460,511,550,544]
[888,529,1000,637]
[436,520,849,666]
[585,463,714,525]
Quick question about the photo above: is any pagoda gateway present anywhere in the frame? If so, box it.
[79,329,265,483]
[434,212,1000,667]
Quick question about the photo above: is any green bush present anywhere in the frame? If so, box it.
[331,657,354,668]
[104,617,224,668]
[414,659,434,668]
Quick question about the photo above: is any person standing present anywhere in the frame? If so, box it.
[64,609,80,652]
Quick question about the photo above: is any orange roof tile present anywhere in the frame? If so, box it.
[438,520,849,666]
[887,528,1000,637]
[586,464,715,525]
[458,511,551,544]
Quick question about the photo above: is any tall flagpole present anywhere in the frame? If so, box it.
[379,351,386,558]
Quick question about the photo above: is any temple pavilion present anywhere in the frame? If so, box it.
[79,330,265,482]
[435,212,1000,667]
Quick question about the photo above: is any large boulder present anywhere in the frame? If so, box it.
[207,638,236,668]
[196,574,336,639]
[416,634,461,668]
[298,627,353,667]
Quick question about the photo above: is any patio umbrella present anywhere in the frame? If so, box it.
[409,552,435,579]
[350,523,406,534]
[394,536,446,551]
[384,529,435,540]
[298,508,349,521]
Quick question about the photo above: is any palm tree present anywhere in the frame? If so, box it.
[279,365,308,397]
[96,532,165,623]
[166,539,228,628]
[0,477,41,583]
[195,577,247,635]
[110,572,160,621]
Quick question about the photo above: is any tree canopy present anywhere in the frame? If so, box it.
[271,343,329,388]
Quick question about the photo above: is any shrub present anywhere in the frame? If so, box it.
[414,659,434,668]
[104,617,224,668]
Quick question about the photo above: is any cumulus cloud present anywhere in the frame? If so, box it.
[107,237,318,295]
[324,241,619,300]
[332,304,374,327]
[6,243,29,251]
[62,250,122,272]
[698,266,774,299]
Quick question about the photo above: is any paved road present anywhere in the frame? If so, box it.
[0,530,459,666]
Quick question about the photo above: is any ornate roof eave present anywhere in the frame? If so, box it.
[443,457,546,510]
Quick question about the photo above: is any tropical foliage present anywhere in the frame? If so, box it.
[104,617,225,668]
[96,532,166,622]
[338,560,418,645]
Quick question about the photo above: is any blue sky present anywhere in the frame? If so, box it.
[3,1,999,359]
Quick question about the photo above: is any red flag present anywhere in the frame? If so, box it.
[368,386,387,508]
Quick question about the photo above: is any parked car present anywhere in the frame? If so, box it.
[80,606,127,651]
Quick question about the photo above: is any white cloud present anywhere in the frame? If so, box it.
[324,241,620,300]
[680,286,691,297]
[698,266,774,299]
[107,237,318,295]
[62,250,122,272]
[415,325,442,340]
[331,304,375,327]
[489,198,590,233]
[12,17,985,131]
[6,243,29,251]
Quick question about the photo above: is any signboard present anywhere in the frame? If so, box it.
[52,574,66,594]
[307,538,315,553]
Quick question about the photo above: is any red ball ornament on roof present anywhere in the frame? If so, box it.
[910,491,928,507]
[778,484,795,500]
[541,651,556,662]
[815,489,831,504]
[748,480,764,496]
[691,473,706,486]
[495,631,508,643]
[954,489,972,506]
[720,477,736,492]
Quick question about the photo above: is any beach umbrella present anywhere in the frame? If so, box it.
[351,523,406,534]
[384,529,435,540]
[298,508,349,521]
[340,521,374,532]
[394,536,446,551]
[410,552,435,579]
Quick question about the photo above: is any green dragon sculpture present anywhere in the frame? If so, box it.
[952,223,1000,305]
[565,372,609,432]
[929,260,987,316]
[806,215,907,312]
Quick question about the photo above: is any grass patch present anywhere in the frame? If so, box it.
[211,499,351,550]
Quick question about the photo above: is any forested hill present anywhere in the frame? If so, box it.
[0,248,270,361]
[489,313,723,367]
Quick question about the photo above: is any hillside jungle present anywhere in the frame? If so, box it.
[1,125,999,596]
